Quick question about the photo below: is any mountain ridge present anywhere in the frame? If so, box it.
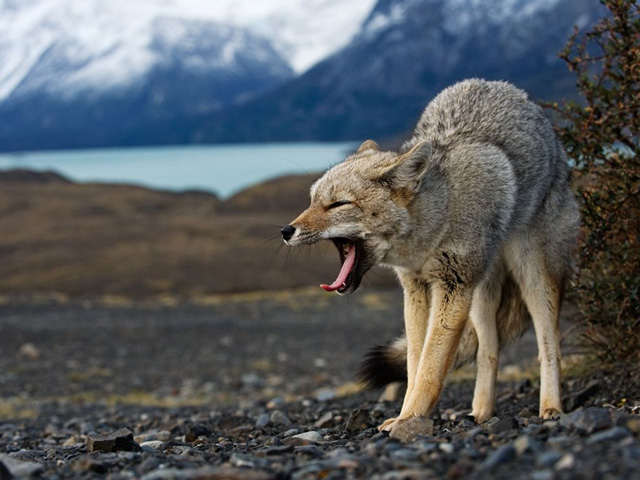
[0,0,606,152]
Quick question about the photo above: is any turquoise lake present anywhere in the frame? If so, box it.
[0,142,359,198]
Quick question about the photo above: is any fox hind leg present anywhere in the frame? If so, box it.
[469,263,505,423]
[506,236,564,419]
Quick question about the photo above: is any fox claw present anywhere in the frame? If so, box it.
[378,417,398,432]
[540,407,562,420]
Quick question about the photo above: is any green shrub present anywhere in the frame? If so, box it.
[547,0,639,361]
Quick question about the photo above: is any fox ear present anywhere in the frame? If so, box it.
[383,141,432,192]
[356,139,380,154]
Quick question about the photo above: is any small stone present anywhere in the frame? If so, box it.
[555,453,575,470]
[586,426,630,444]
[266,397,286,410]
[140,440,164,450]
[390,448,420,461]
[18,343,40,360]
[269,410,292,427]
[292,431,324,443]
[336,457,359,469]
[480,445,516,470]
[264,436,281,446]
[255,413,270,429]
[314,412,333,428]
[294,445,323,457]
[283,428,299,437]
[230,453,256,468]
[518,407,533,418]
[389,417,434,442]
[345,409,370,432]
[484,417,500,430]
[62,435,83,447]
[537,450,562,467]
[546,435,573,449]
[185,424,212,442]
[531,470,554,480]
[438,442,454,454]
[263,445,294,455]
[135,430,171,443]
[138,457,163,474]
[86,428,139,453]
[70,456,108,474]
[514,435,540,455]
[488,416,518,434]
[626,417,640,434]
[559,407,612,433]
[282,437,308,447]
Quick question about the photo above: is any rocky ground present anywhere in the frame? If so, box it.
[1,289,639,479]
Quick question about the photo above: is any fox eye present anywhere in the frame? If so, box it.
[327,200,351,209]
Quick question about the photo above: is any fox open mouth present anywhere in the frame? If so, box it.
[320,238,361,294]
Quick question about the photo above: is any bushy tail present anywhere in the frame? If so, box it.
[357,273,531,388]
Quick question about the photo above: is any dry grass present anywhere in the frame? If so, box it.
[0,170,394,298]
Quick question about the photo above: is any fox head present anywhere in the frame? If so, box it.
[281,139,432,294]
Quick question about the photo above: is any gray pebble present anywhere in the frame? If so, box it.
[345,409,370,432]
[480,444,516,470]
[292,431,324,443]
[537,450,563,467]
[488,416,518,434]
[255,413,270,429]
[270,410,292,427]
[586,426,630,444]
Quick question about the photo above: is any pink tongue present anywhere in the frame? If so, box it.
[320,243,356,292]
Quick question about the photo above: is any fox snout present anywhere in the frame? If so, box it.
[281,224,296,242]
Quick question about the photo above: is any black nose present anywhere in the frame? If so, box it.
[281,225,296,241]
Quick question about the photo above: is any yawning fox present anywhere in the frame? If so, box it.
[281,79,579,434]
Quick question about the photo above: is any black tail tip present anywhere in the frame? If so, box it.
[356,344,407,390]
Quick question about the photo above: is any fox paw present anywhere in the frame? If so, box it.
[469,407,494,424]
[378,417,398,432]
[540,407,563,419]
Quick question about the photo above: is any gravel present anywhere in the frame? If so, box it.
[0,293,638,479]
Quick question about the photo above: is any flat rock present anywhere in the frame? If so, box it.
[0,454,44,478]
[86,428,139,453]
[389,417,434,442]
[560,407,612,434]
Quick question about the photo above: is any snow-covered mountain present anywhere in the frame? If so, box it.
[0,0,376,103]
[0,0,376,151]
[0,0,608,151]
[195,0,606,143]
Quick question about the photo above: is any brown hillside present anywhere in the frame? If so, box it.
[0,169,394,298]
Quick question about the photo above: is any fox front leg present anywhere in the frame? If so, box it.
[378,275,430,431]
[381,281,473,433]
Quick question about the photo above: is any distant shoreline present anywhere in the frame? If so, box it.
[0,142,358,199]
